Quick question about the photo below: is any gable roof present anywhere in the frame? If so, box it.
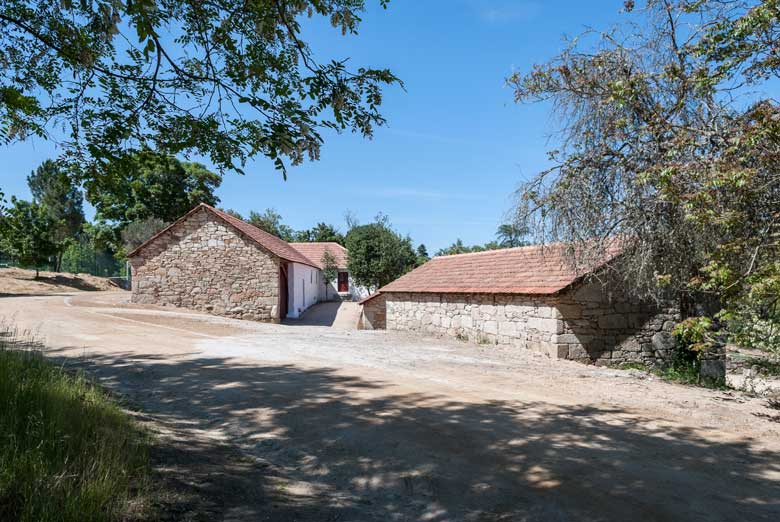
[127,203,318,267]
[288,242,348,269]
[378,242,622,296]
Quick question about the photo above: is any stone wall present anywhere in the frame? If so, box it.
[383,281,679,364]
[129,207,281,322]
[359,293,387,330]
[555,282,679,365]
[385,292,565,358]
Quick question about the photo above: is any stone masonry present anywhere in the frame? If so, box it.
[384,280,679,365]
[359,293,387,330]
[129,207,281,322]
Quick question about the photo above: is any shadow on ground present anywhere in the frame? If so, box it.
[282,301,344,327]
[48,349,780,522]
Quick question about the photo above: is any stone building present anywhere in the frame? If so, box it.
[359,244,679,365]
[127,203,361,322]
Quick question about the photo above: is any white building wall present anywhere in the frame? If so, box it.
[317,270,370,301]
[349,275,370,300]
[286,263,321,318]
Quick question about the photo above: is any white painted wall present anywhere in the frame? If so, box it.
[286,263,321,318]
[349,274,370,300]
[317,270,370,301]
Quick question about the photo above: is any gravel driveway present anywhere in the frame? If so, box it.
[2,292,779,521]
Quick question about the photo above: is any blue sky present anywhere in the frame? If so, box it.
[0,1,628,253]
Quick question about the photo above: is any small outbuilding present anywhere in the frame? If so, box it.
[359,244,679,365]
[127,203,363,322]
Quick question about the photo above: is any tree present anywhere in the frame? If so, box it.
[247,208,295,241]
[295,223,345,245]
[415,244,430,267]
[87,151,221,228]
[120,217,168,254]
[0,1,400,178]
[508,0,780,356]
[321,250,339,301]
[27,159,85,271]
[495,223,527,248]
[435,239,501,256]
[0,198,58,278]
[345,218,416,292]
[220,209,244,220]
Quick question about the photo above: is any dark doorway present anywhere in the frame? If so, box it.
[337,272,349,293]
[279,263,289,319]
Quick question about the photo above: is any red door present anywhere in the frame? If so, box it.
[337,272,349,293]
[279,263,289,319]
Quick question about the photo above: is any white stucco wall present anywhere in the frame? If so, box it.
[286,263,320,318]
[317,270,370,301]
[349,275,370,300]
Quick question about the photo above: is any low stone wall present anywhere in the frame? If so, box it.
[129,207,281,322]
[555,282,678,365]
[359,294,387,330]
[385,292,564,358]
[383,281,679,364]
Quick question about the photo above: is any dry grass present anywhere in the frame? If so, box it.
[0,267,119,296]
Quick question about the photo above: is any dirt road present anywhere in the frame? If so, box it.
[2,292,779,521]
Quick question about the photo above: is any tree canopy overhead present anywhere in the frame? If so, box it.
[509,0,780,354]
[0,0,400,177]
[88,151,221,226]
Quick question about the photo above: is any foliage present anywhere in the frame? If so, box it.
[248,208,295,242]
[415,244,430,267]
[120,217,168,255]
[87,151,220,228]
[673,317,717,354]
[436,238,501,256]
[27,159,85,271]
[60,233,123,277]
[345,217,416,291]
[509,0,780,355]
[321,250,339,300]
[0,198,58,278]
[295,222,345,245]
[495,223,528,248]
[0,0,400,178]
[219,208,244,220]
[0,323,150,521]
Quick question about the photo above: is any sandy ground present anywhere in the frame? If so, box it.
[0,266,118,295]
[1,292,779,521]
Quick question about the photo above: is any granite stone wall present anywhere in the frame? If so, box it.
[359,293,387,330]
[383,281,679,364]
[129,207,282,322]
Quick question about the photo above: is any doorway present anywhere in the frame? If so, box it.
[337,272,349,293]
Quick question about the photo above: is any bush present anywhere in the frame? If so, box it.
[0,324,150,521]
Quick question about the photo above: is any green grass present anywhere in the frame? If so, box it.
[609,357,728,389]
[0,325,151,522]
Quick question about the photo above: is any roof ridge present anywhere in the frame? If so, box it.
[432,242,559,260]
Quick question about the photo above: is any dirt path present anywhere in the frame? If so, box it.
[1,293,779,521]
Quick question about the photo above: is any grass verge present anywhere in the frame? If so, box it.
[0,323,151,522]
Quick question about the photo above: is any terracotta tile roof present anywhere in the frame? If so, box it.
[378,242,623,296]
[289,242,348,269]
[128,203,318,268]
[358,292,382,305]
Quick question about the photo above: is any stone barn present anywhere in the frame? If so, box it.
[359,245,679,365]
[127,203,358,322]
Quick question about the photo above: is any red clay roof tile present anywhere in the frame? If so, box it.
[288,242,348,269]
[378,242,622,295]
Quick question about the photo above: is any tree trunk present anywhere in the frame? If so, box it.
[55,250,63,272]
[35,268,39,279]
